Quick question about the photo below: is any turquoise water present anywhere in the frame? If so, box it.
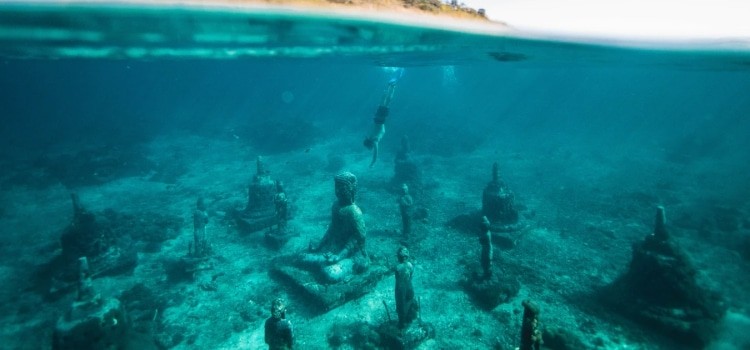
[1,3,750,350]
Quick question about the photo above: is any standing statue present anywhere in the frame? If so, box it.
[192,197,210,257]
[480,216,492,279]
[299,171,368,282]
[264,298,293,350]
[520,300,542,350]
[398,184,414,241]
[76,256,96,302]
[274,181,289,231]
[394,247,418,329]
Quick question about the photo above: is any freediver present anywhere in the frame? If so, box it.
[364,69,403,167]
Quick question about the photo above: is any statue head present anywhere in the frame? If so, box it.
[401,183,409,196]
[271,298,286,319]
[196,197,206,212]
[275,180,285,194]
[334,172,357,205]
[397,246,410,263]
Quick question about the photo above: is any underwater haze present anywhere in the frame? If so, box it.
[1,3,750,350]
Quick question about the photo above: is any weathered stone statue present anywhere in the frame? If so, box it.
[191,197,210,258]
[235,156,278,233]
[271,172,388,311]
[480,216,492,279]
[274,181,289,231]
[375,247,433,349]
[462,216,519,310]
[601,206,725,347]
[393,135,422,189]
[395,247,419,329]
[264,298,293,350]
[398,184,414,241]
[299,172,368,282]
[266,180,296,249]
[519,300,542,350]
[76,257,95,302]
[482,162,519,230]
[53,257,130,350]
[180,198,213,279]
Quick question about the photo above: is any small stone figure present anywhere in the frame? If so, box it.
[299,172,368,282]
[601,206,725,347]
[520,300,542,350]
[76,257,96,302]
[480,216,492,279]
[191,197,210,258]
[180,198,213,279]
[376,246,433,349]
[653,205,668,241]
[53,258,130,350]
[482,162,519,230]
[266,181,296,249]
[235,156,279,233]
[265,298,293,350]
[393,135,422,189]
[462,216,520,310]
[394,247,419,329]
[274,181,289,231]
[398,184,414,241]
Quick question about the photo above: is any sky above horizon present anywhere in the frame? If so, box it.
[460,0,750,41]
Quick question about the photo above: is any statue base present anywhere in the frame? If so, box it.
[462,266,520,310]
[377,320,434,350]
[233,209,276,234]
[270,256,388,311]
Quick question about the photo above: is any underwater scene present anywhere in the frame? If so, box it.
[1,2,750,350]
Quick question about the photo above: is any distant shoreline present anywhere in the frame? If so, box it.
[4,0,511,36]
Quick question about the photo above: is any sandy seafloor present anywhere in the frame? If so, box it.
[1,115,749,349]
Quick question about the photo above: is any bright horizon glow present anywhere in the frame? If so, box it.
[461,0,750,42]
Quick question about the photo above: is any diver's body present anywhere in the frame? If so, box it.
[364,71,402,167]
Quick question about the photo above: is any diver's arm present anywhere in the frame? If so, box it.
[381,82,397,107]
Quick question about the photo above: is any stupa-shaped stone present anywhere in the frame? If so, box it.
[482,162,519,231]
[235,156,279,233]
[602,206,725,348]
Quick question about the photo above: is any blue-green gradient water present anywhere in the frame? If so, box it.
[1,3,750,350]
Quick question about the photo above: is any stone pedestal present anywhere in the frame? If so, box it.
[377,320,434,350]
[463,265,520,310]
[271,257,388,311]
